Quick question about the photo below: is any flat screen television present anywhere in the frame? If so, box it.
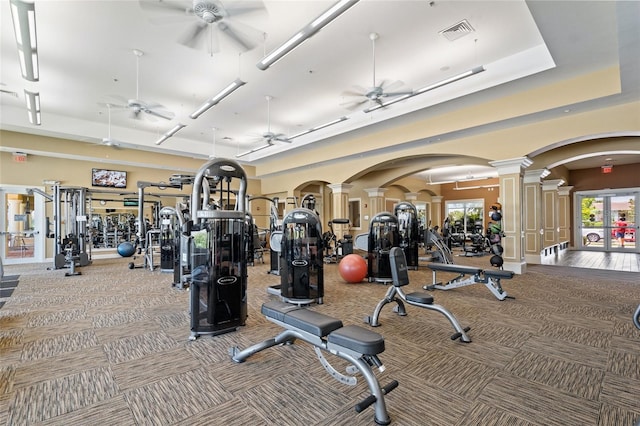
[91,168,127,188]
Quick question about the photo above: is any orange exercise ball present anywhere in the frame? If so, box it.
[338,254,367,283]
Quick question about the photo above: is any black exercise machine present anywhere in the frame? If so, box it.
[366,247,471,343]
[394,202,419,270]
[368,212,400,283]
[230,300,398,425]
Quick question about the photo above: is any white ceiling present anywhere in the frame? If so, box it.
[1,0,639,182]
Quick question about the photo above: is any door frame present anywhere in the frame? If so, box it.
[1,185,47,265]
[574,188,639,253]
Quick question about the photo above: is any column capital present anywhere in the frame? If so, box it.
[557,185,573,196]
[328,183,353,194]
[489,157,533,175]
[542,179,565,191]
[431,195,443,203]
[404,192,419,201]
[364,187,387,197]
[523,168,551,184]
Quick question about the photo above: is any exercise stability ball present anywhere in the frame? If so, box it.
[117,241,136,258]
[338,254,367,283]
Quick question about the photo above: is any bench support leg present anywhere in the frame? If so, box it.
[404,300,472,343]
[230,330,297,363]
[485,278,510,300]
[366,287,405,327]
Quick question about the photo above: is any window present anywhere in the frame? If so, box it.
[348,198,361,229]
[445,199,484,234]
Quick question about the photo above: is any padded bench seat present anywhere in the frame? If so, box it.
[483,269,514,279]
[427,263,483,274]
[262,301,385,355]
[262,301,343,337]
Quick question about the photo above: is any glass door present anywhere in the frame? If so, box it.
[1,186,45,264]
[577,190,638,252]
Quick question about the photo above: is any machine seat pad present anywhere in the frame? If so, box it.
[262,301,343,337]
[328,325,385,355]
[428,263,483,274]
[484,269,514,279]
[406,292,434,305]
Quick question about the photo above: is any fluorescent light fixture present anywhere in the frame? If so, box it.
[10,0,39,82]
[155,123,186,145]
[189,78,246,119]
[364,66,485,113]
[289,116,349,140]
[24,89,40,125]
[257,0,359,70]
[236,143,273,158]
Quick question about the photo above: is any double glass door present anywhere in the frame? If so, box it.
[1,186,45,265]
[577,190,638,252]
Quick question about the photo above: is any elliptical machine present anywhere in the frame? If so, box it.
[185,159,248,340]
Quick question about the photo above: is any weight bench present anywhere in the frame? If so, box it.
[365,247,471,343]
[424,263,514,301]
[230,300,398,425]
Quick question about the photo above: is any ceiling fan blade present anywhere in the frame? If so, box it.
[145,108,175,121]
[139,0,192,14]
[273,134,291,143]
[179,22,209,48]
[217,20,263,51]
[340,98,369,111]
[342,89,367,98]
[380,79,404,92]
[224,1,267,18]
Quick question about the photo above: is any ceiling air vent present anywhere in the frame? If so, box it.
[439,19,475,41]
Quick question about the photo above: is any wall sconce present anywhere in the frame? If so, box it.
[190,79,246,119]
[256,0,359,70]
[10,0,39,82]
[24,89,40,125]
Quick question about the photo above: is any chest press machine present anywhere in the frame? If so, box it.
[424,263,515,301]
[230,300,398,425]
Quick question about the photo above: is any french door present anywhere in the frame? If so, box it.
[0,186,46,264]
[576,189,638,252]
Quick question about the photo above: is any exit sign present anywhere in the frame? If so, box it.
[12,152,27,163]
[601,165,613,174]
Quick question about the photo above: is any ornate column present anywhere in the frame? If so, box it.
[523,169,549,264]
[557,185,573,249]
[364,188,387,218]
[541,179,564,254]
[489,157,533,274]
[431,196,443,228]
[327,183,353,237]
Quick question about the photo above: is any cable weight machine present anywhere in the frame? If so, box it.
[185,159,248,340]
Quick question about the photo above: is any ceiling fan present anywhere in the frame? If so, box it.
[239,96,290,156]
[106,49,175,121]
[99,104,125,149]
[139,0,266,54]
[341,32,413,111]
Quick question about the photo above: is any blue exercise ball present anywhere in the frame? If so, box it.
[117,242,136,257]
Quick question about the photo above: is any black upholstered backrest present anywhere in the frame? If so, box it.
[389,247,410,287]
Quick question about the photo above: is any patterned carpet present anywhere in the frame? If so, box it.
[0,254,639,425]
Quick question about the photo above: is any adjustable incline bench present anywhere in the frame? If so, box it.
[366,247,471,343]
[424,263,514,301]
[230,300,398,425]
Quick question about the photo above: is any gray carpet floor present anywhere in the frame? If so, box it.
[1,254,639,425]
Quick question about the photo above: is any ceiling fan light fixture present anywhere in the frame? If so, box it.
[24,89,40,125]
[190,78,246,119]
[10,0,39,82]
[256,0,359,70]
